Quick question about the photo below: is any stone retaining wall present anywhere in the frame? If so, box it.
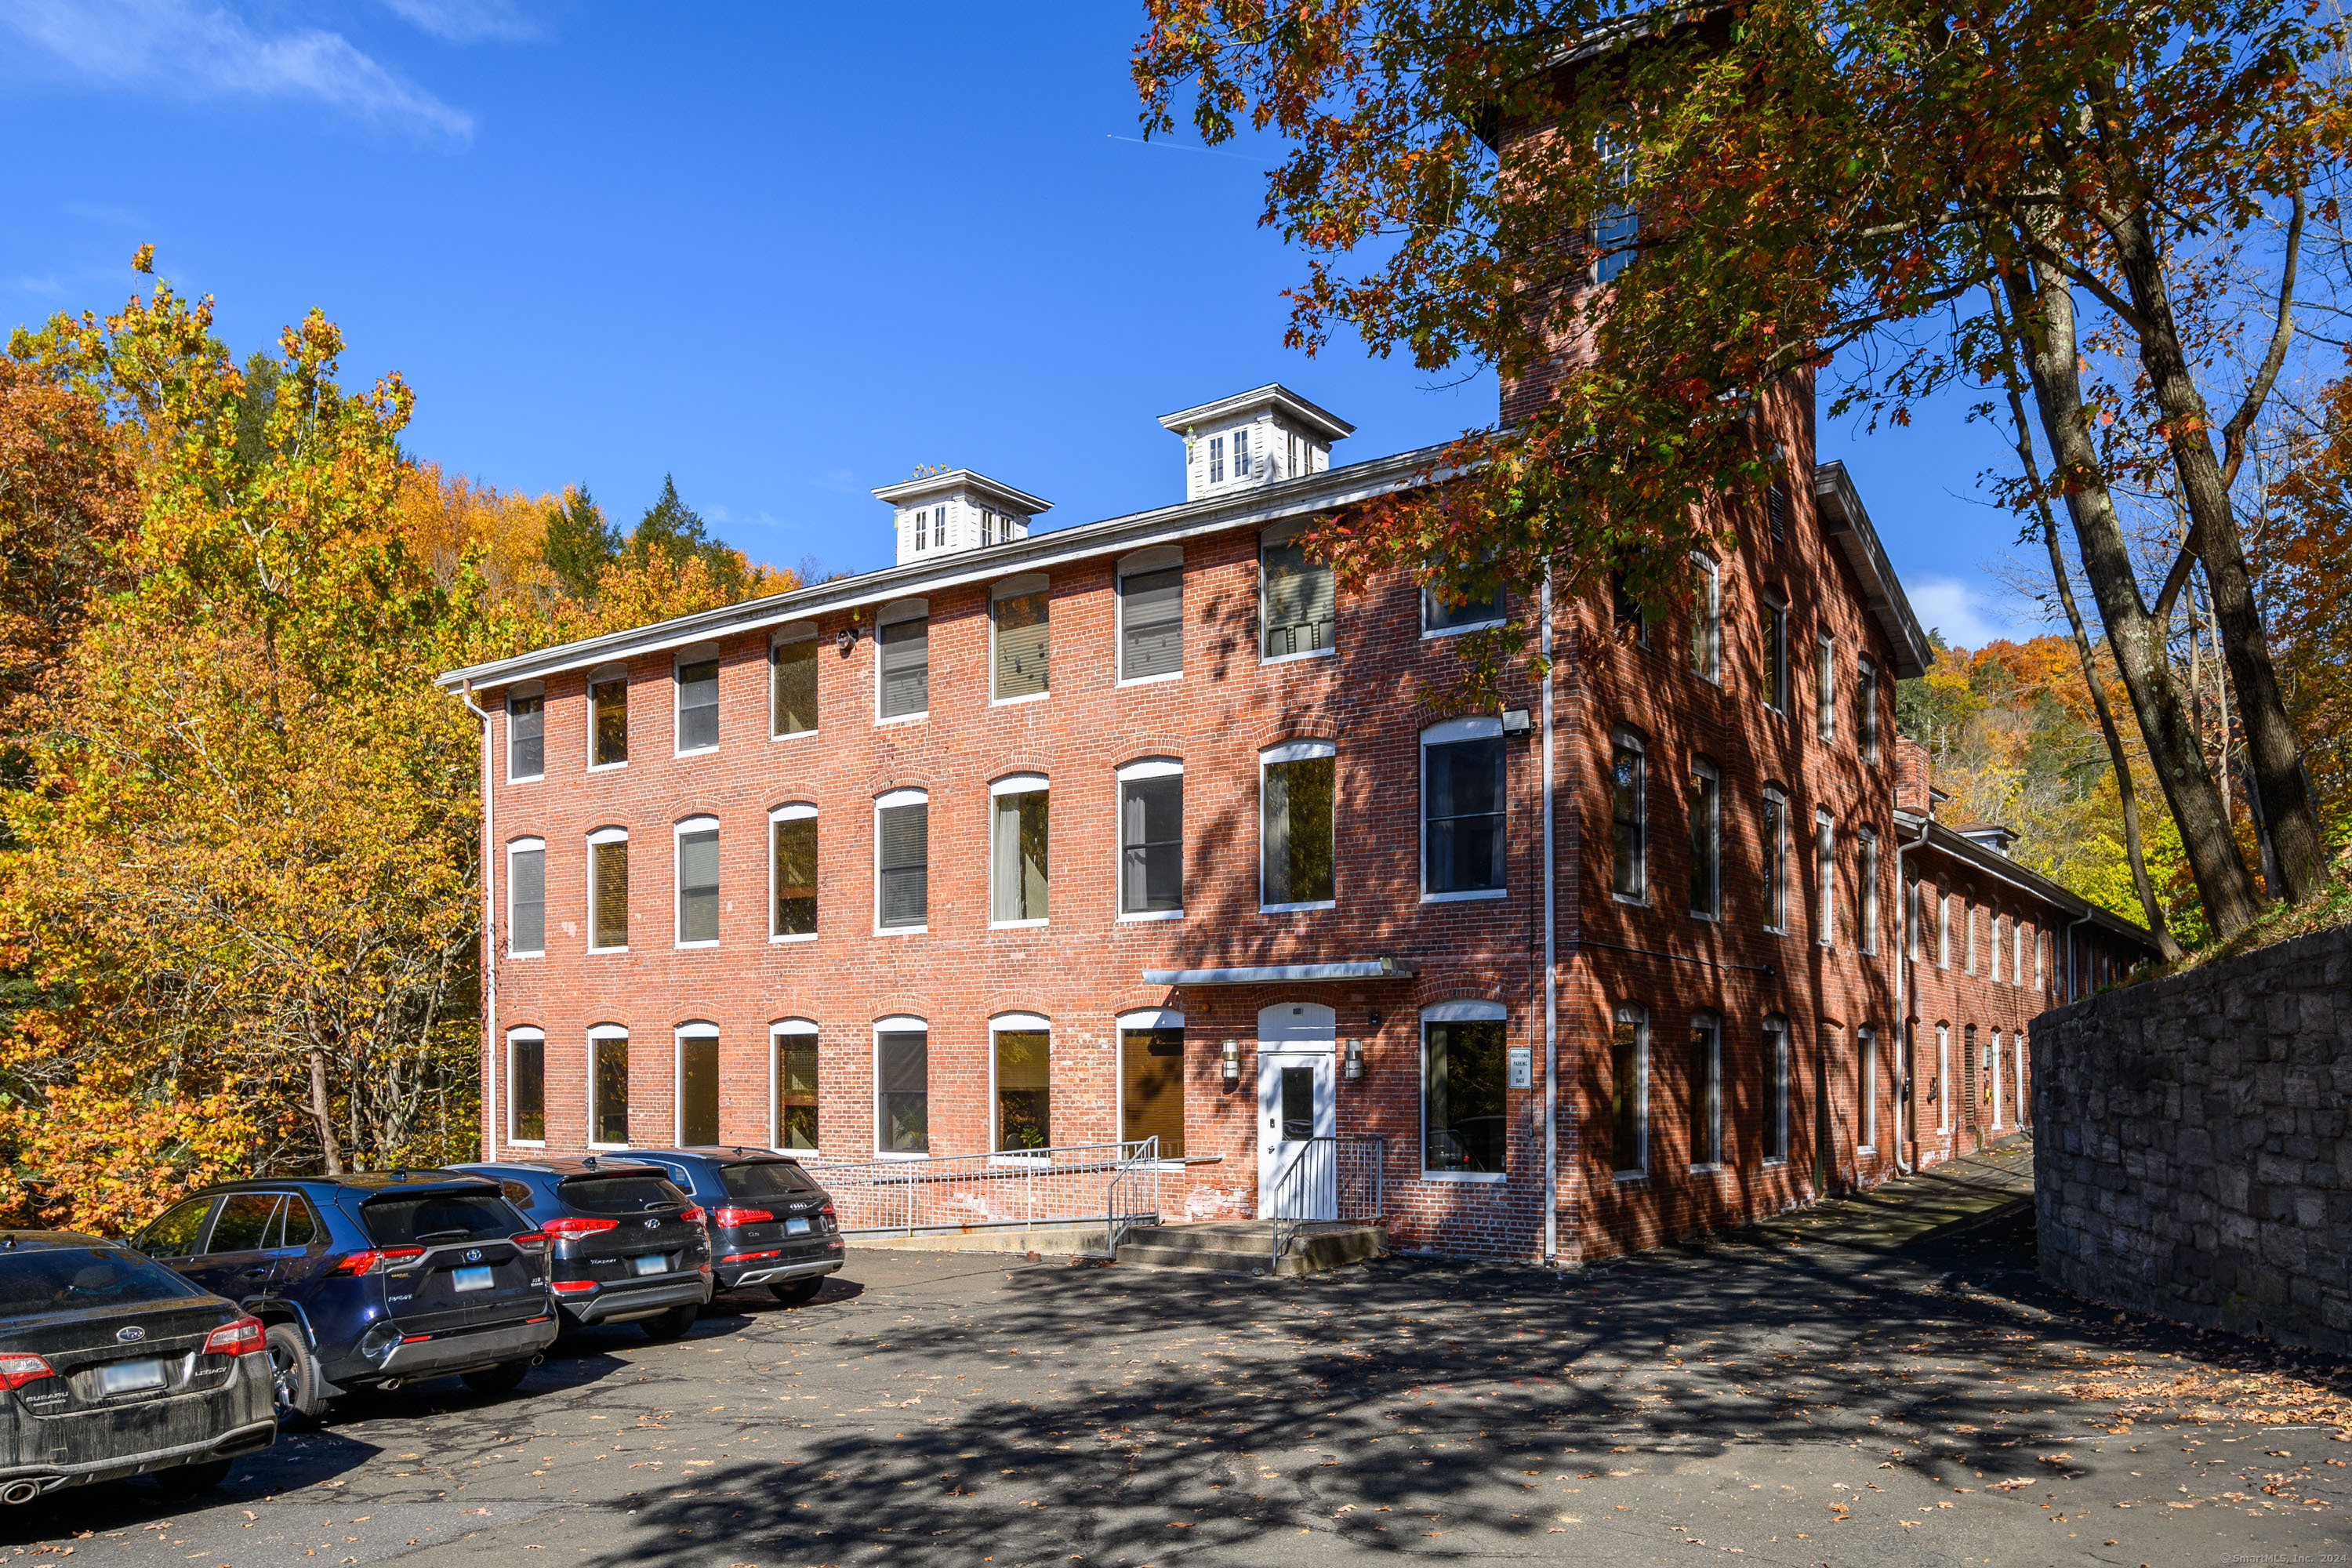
[2033,923,2352,1352]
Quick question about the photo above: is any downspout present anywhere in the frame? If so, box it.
[459,681,499,1164]
[1541,572,1559,1269]
[2065,908,2095,1004]
[1891,812,1930,1175]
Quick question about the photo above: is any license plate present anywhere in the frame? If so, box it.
[632,1254,669,1277]
[786,1218,811,1236]
[97,1359,167,1396]
[452,1265,495,1293]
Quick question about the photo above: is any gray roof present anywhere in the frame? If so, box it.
[1898,809,2161,953]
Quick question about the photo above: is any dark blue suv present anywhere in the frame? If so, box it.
[620,1148,842,1304]
[132,1173,556,1425]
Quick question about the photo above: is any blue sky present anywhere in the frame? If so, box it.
[0,0,2028,646]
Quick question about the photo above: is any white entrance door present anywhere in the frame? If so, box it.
[1255,1003,1337,1220]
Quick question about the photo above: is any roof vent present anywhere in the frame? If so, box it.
[1159,383,1353,503]
[873,469,1052,567]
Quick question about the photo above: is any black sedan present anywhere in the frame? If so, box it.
[0,1233,273,1504]
[455,1160,711,1339]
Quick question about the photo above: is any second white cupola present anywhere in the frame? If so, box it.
[1159,383,1353,503]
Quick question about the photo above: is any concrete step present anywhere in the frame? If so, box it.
[1115,1221,1386,1277]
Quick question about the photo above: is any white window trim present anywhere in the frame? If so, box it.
[673,641,721,758]
[1989,1027,2005,1130]
[1258,521,1335,666]
[673,815,720,950]
[1814,810,1836,949]
[506,837,546,958]
[1259,740,1338,914]
[586,661,628,772]
[1991,909,2005,981]
[769,623,819,742]
[1762,1018,1790,1167]
[506,1027,546,1146]
[1762,788,1790,934]
[989,774,1051,929]
[1612,1003,1650,1181]
[873,1016,930,1161]
[1116,546,1184,687]
[989,575,1051,707]
[674,1022,720,1145]
[1690,554,1720,683]
[1114,1008,1186,1165]
[1420,716,1507,903]
[1610,728,1647,906]
[1689,758,1721,922]
[506,680,545,784]
[874,788,930,937]
[770,1017,819,1155]
[1937,887,1952,968]
[1936,1023,1952,1133]
[1762,591,1790,717]
[1690,1010,1723,1171]
[1858,828,1879,956]
[768,802,818,944]
[1419,1000,1511,1184]
[1857,1026,1878,1152]
[1815,633,1836,742]
[1420,585,1505,638]
[586,826,629,953]
[874,597,931,726]
[988,1012,1053,1163]
[586,1023,630,1149]
[1857,655,1880,763]
[1116,757,1184,920]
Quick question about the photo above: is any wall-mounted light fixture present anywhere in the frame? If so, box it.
[1221,1038,1240,1083]
[836,623,861,655]
[1344,1039,1363,1081]
[1501,708,1533,737]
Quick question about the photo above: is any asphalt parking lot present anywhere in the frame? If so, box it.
[6,1147,2347,1566]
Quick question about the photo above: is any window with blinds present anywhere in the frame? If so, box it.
[509,841,546,955]
[677,823,719,944]
[994,588,1049,699]
[1261,532,1334,659]
[877,800,928,928]
[877,1029,928,1153]
[677,657,719,752]
[772,634,817,735]
[508,691,543,779]
[879,615,928,718]
[1120,567,1183,681]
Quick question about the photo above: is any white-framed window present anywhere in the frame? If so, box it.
[1423,716,1506,900]
[1858,1027,1878,1152]
[1814,810,1836,947]
[990,773,1050,927]
[1421,1000,1508,1180]
[771,622,818,738]
[772,1018,819,1152]
[1906,878,1922,960]
[1610,572,1650,649]
[1261,521,1335,661]
[1610,729,1646,903]
[912,508,928,552]
[674,815,719,947]
[587,826,629,953]
[1117,759,1184,918]
[1965,902,1978,975]
[1689,1009,1722,1169]
[506,837,546,957]
[1989,1027,2005,1129]
[1937,1022,1951,1133]
[1422,579,1504,636]
[588,1024,630,1147]
[675,643,720,755]
[1208,435,1225,485]
[875,789,929,933]
[589,662,628,768]
[506,681,544,782]
[1116,1008,1185,1160]
[1937,884,1951,968]
[770,803,817,940]
[1232,426,1252,480]
[1687,759,1721,920]
[1688,554,1720,681]
[1993,909,2007,981]
[1815,633,1835,741]
[990,1012,1052,1155]
[1761,788,1788,932]
[676,1022,720,1145]
[1762,1016,1790,1164]
[877,598,929,722]
[874,1016,929,1157]
[1592,123,1638,283]
[1116,546,1184,684]
[992,575,1050,703]
[1761,591,1790,713]
[1260,741,1336,911]
[1610,1001,1649,1178]
[2015,918,2027,988]
[1857,655,1879,763]
[2014,1032,2027,1124]
[1858,828,1879,956]
[2034,926,2045,990]
[506,1027,546,1145]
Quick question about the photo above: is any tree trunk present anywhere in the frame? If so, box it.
[2103,207,2326,902]
[2002,260,2266,938]
[307,1045,346,1176]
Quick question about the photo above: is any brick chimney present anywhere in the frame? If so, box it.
[1894,735,1933,817]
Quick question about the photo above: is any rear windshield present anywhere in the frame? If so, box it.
[358,1189,525,1247]
[718,1161,818,1201]
[557,1174,688,1216]
[0,1247,202,1314]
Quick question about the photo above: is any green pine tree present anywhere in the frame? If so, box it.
[543,485,619,600]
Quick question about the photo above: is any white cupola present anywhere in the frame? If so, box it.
[1158,383,1354,503]
[872,469,1053,567]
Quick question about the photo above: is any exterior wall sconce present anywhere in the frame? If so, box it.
[836,623,861,655]
[1344,1039,1363,1081]
[1501,708,1532,736]
[1221,1039,1240,1083]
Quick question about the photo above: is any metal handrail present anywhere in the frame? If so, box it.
[800,1138,1165,1243]
[1101,1136,1160,1258]
[1265,1134,1387,1269]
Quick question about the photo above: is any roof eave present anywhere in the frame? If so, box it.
[1814,460,1932,680]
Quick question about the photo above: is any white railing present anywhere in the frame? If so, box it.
[800,1139,1163,1248]
[1267,1134,1387,1268]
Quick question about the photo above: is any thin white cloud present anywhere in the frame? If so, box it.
[377,0,537,43]
[1907,575,2019,652]
[0,0,473,143]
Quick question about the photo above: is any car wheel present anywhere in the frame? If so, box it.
[154,1457,233,1497]
[263,1323,327,1428]
[460,1359,532,1396]
[639,1303,699,1341]
[768,1279,824,1306]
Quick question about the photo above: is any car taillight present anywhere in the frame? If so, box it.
[510,1231,550,1249]
[710,1207,771,1227]
[0,1353,53,1392]
[202,1316,265,1356]
[677,1206,706,1225]
[541,1217,619,1237]
[720,1249,782,1263]
[328,1247,425,1276]
[548,1279,597,1294]
[819,1200,837,1216]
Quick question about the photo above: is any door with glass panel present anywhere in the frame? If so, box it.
[1254,1002,1337,1220]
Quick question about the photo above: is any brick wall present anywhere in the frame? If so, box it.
[2034,924,2352,1353]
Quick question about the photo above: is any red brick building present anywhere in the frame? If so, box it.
[436,376,2148,1264]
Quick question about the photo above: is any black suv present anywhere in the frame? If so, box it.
[134,1173,557,1423]
[456,1160,712,1339]
[622,1148,843,1304]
